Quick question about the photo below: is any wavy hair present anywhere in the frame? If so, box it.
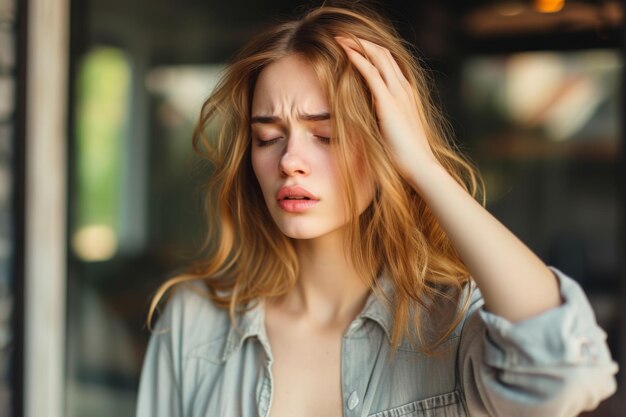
[148,1,485,355]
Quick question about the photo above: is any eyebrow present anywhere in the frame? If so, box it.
[250,112,331,124]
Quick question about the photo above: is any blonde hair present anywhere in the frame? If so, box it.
[148,1,485,355]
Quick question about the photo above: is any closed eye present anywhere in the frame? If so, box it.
[255,137,283,147]
[316,136,331,144]
[255,136,330,147]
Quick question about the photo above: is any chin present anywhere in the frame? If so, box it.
[267,208,348,241]
[273,219,346,241]
[275,224,322,240]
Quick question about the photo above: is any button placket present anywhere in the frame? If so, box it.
[342,334,364,416]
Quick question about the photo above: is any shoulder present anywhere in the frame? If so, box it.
[152,279,231,359]
[427,279,484,341]
[388,280,482,353]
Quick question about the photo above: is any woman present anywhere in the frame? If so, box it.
[136,3,618,417]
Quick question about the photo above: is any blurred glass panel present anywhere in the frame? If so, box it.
[0,0,16,414]
[67,54,223,416]
[461,48,622,365]
[67,46,135,416]
[463,50,621,279]
[463,50,620,149]
[73,47,130,262]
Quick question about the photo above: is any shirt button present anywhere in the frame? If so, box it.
[347,391,359,410]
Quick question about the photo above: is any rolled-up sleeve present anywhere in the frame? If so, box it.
[458,266,619,417]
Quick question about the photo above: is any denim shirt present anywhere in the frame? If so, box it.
[136,267,618,417]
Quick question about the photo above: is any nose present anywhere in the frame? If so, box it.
[279,134,310,177]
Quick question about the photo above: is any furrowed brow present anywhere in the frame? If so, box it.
[300,112,331,122]
[250,112,331,124]
[250,115,279,124]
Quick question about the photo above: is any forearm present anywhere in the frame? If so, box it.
[407,160,561,322]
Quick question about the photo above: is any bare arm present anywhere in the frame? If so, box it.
[405,159,560,322]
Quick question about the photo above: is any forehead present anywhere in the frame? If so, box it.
[251,54,329,115]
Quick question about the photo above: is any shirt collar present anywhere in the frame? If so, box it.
[222,298,269,362]
[355,271,395,341]
[222,271,396,362]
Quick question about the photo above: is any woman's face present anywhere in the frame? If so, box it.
[250,54,374,240]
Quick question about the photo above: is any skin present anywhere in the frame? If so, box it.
[249,39,562,417]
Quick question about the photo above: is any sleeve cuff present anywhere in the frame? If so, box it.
[478,266,612,368]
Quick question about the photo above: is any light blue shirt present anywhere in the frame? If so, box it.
[136,266,618,416]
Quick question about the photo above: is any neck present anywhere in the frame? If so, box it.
[270,229,372,328]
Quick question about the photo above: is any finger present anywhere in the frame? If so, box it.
[337,36,408,96]
[386,49,412,93]
[337,36,396,87]
[357,38,408,90]
[337,41,392,103]
[358,38,413,97]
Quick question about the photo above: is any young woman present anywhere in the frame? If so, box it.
[136,3,618,417]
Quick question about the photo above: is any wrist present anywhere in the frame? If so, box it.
[402,156,450,195]
[400,152,444,178]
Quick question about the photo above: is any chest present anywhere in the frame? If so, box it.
[265,314,345,417]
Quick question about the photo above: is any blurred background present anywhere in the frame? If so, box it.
[2,0,624,416]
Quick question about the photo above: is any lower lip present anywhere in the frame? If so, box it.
[278,199,319,213]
